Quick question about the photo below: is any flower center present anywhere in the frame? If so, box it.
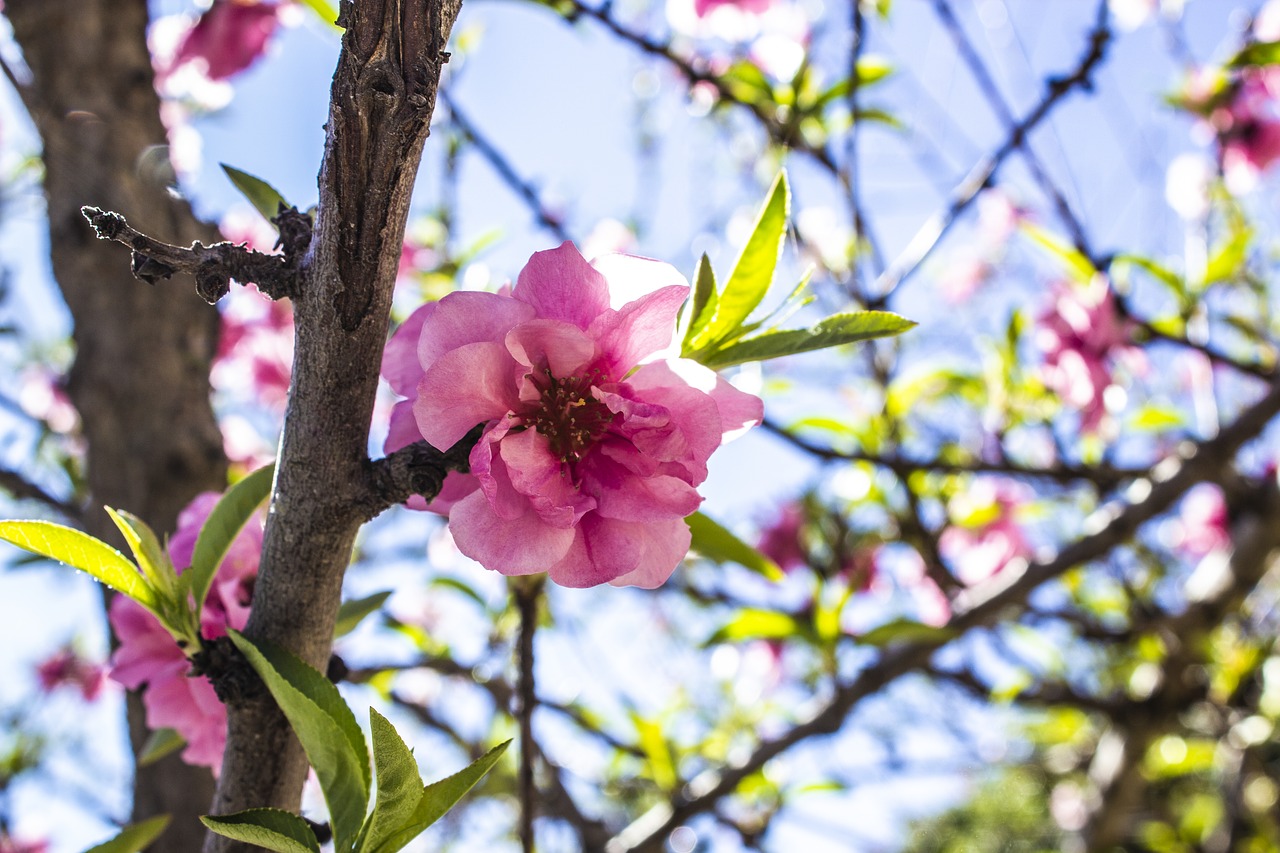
[527,368,614,464]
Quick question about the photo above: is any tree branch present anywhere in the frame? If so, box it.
[356,425,483,521]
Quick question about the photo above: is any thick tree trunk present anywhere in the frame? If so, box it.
[205,2,462,849]
[6,1,228,849]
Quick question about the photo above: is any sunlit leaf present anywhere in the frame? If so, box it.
[105,508,177,601]
[227,630,370,852]
[687,512,783,581]
[334,590,392,639]
[682,253,719,349]
[1020,221,1096,283]
[84,816,171,853]
[706,609,803,645]
[360,708,424,853]
[1229,40,1280,68]
[696,310,915,369]
[201,809,319,853]
[0,520,155,611]
[633,715,678,791]
[187,464,273,615]
[855,618,956,648]
[294,0,341,30]
[372,741,511,853]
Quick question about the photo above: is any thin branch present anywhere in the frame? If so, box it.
[868,0,1113,306]
[357,425,484,521]
[442,93,573,244]
[513,576,544,853]
[761,418,1148,487]
[0,467,80,520]
[80,205,309,303]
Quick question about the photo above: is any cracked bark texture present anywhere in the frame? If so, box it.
[5,1,228,850]
[205,2,462,848]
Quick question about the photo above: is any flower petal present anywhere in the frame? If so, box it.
[589,253,690,310]
[449,488,575,575]
[546,514,641,587]
[499,428,596,526]
[513,242,611,329]
[608,517,692,588]
[505,319,596,378]
[383,302,435,396]
[580,451,703,521]
[385,399,424,454]
[591,284,689,375]
[416,341,522,449]
[418,291,535,371]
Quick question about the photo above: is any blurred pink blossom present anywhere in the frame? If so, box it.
[0,836,48,853]
[18,367,78,435]
[1170,484,1230,559]
[694,0,772,18]
[35,647,107,701]
[1035,276,1139,433]
[213,288,294,411]
[108,487,265,773]
[756,502,808,574]
[381,241,762,588]
[892,550,951,627]
[168,0,283,83]
[1214,74,1280,194]
[938,479,1031,585]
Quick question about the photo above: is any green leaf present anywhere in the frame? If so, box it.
[221,165,291,226]
[1229,40,1280,69]
[1020,221,1095,283]
[429,576,489,610]
[187,464,273,614]
[294,0,342,29]
[682,253,719,350]
[688,172,789,351]
[200,809,320,853]
[696,310,915,369]
[227,630,370,852]
[137,727,185,767]
[856,618,956,648]
[705,609,803,645]
[83,816,171,853]
[687,511,783,581]
[361,709,424,853]
[1112,253,1185,300]
[0,520,156,611]
[334,590,393,639]
[105,508,177,601]
[373,741,510,853]
[633,715,678,791]
[1203,225,1252,285]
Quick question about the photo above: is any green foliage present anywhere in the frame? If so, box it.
[902,766,1061,853]
[683,172,913,369]
[136,727,185,767]
[83,816,171,853]
[856,618,956,648]
[221,631,510,853]
[687,511,783,581]
[222,164,292,226]
[1228,40,1280,69]
[200,809,320,853]
[186,463,274,614]
[334,590,394,638]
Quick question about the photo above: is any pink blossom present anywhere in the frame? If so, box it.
[1035,277,1138,433]
[108,488,265,773]
[382,242,762,588]
[35,647,108,701]
[18,367,78,435]
[694,0,772,19]
[891,550,951,627]
[169,0,282,82]
[756,502,808,574]
[0,836,48,853]
[1214,74,1280,194]
[1170,484,1230,559]
[213,288,294,410]
[938,479,1031,586]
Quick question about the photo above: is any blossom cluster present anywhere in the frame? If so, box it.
[383,242,762,588]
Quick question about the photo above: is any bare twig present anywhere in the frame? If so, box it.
[513,576,544,853]
[0,467,79,520]
[357,425,484,521]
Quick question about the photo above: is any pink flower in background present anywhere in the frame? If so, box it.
[109,488,265,773]
[1035,276,1138,433]
[382,241,762,588]
[170,0,283,82]
[1170,484,1230,559]
[18,367,78,435]
[35,648,107,701]
[757,502,808,574]
[214,290,294,411]
[694,0,772,18]
[939,479,1031,585]
[1213,74,1280,194]
[0,836,48,853]
[892,550,951,627]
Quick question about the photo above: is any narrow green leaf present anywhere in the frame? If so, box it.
[1020,221,1096,283]
[373,741,511,853]
[105,508,177,601]
[1112,253,1185,299]
[696,310,915,369]
[227,630,370,852]
[83,816,171,853]
[187,464,273,614]
[0,520,155,611]
[334,590,393,639]
[705,609,803,645]
[1203,225,1252,285]
[429,576,489,610]
[361,709,425,853]
[221,165,291,225]
[855,618,956,648]
[681,253,719,350]
[1229,40,1280,68]
[200,809,320,853]
[633,715,677,791]
[687,511,783,581]
[294,0,342,29]
[689,172,789,350]
[137,727,185,767]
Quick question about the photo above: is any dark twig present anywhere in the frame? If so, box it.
[0,467,80,520]
[762,419,1147,487]
[358,424,484,521]
[1113,292,1277,381]
[513,576,544,853]
[442,93,573,244]
[79,205,309,303]
[868,1,1113,307]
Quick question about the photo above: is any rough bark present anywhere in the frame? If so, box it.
[205,1,462,847]
[5,1,229,849]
